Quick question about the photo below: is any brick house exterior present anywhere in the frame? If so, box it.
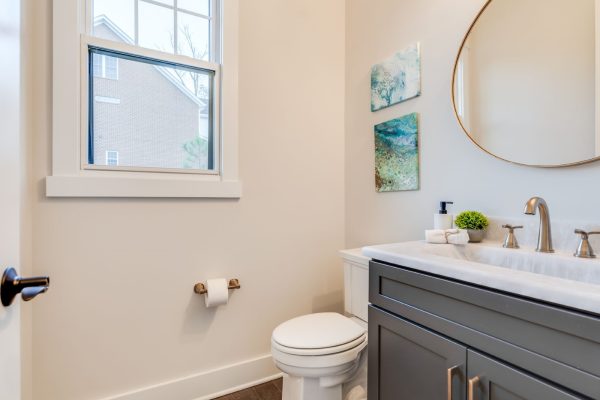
[91,17,210,170]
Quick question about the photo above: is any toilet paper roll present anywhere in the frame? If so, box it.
[204,278,229,307]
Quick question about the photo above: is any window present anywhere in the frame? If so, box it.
[93,0,217,62]
[454,46,470,129]
[106,150,119,166]
[93,54,119,79]
[87,0,218,173]
[47,0,240,197]
[88,47,215,170]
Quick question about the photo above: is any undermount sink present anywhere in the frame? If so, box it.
[362,241,600,314]
[423,242,600,285]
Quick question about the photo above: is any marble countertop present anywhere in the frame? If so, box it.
[362,240,600,315]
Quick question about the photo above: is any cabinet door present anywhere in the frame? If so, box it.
[369,306,467,400]
[467,350,585,400]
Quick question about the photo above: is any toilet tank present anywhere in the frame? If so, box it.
[339,248,370,322]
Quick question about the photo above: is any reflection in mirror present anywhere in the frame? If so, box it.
[453,0,599,166]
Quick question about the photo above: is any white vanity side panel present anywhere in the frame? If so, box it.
[344,262,352,315]
[351,264,369,322]
[341,248,370,321]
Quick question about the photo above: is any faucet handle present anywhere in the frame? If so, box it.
[502,225,523,249]
[574,229,600,258]
[502,224,523,232]
[574,229,600,239]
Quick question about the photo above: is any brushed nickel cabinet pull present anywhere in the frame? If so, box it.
[447,365,461,400]
[468,376,480,400]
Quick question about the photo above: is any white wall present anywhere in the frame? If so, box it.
[24,0,346,399]
[345,0,600,248]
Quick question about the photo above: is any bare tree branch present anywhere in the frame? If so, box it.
[168,25,210,100]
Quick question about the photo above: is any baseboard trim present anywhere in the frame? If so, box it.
[100,354,282,400]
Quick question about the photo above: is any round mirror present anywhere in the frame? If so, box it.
[453,0,598,167]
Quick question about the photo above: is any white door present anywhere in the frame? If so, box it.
[0,0,22,399]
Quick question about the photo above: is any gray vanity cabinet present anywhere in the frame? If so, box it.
[368,260,600,399]
[369,307,466,400]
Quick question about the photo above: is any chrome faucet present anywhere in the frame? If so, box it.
[524,197,554,253]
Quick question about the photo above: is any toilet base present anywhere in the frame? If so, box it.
[282,374,342,400]
[277,341,368,400]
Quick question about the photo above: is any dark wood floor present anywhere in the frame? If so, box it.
[214,378,283,400]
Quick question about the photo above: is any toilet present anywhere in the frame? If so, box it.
[271,249,370,400]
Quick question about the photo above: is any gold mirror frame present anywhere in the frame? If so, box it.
[451,0,600,168]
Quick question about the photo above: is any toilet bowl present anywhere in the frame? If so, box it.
[271,312,367,400]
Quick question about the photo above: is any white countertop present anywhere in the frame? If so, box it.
[339,248,370,265]
[362,241,600,315]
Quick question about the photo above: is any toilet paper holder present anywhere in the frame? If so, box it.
[194,278,241,295]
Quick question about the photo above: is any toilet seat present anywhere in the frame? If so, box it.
[272,333,366,356]
[272,312,366,349]
[272,337,367,370]
[271,313,368,371]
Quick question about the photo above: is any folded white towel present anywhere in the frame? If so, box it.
[448,229,469,245]
[425,229,469,245]
[425,229,449,244]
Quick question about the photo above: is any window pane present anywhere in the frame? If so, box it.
[146,0,174,6]
[104,56,119,79]
[178,0,210,16]
[89,48,214,171]
[177,12,210,60]
[106,151,119,166]
[93,0,135,42]
[139,2,175,53]
[92,53,102,77]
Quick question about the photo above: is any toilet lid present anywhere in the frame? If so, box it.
[272,333,366,356]
[272,313,366,350]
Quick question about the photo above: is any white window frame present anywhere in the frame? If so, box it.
[47,0,241,198]
[95,95,121,104]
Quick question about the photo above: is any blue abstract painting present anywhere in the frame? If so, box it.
[374,113,419,192]
[371,43,421,112]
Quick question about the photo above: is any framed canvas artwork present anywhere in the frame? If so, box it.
[371,43,421,112]
[374,113,419,192]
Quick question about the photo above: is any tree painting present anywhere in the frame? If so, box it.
[371,43,421,112]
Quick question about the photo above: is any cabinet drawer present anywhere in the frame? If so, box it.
[369,261,600,399]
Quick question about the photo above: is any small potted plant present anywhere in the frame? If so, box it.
[454,211,489,243]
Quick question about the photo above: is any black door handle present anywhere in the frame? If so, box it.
[1,267,50,306]
[21,286,49,302]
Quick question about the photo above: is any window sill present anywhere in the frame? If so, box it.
[46,175,242,198]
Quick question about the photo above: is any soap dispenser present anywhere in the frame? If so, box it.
[434,201,454,230]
